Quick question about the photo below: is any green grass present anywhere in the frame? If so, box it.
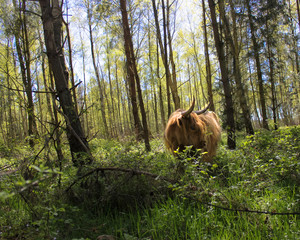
[0,126,299,239]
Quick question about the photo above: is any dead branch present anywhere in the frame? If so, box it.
[65,167,177,192]
[186,195,300,216]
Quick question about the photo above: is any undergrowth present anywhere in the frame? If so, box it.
[0,126,299,239]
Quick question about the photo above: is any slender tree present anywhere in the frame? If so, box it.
[63,15,78,115]
[86,0,109,138]
[157,39,166,129]
[120,0,151,151]
[219,0,254,135]
[5,37,15,143]
[246,0,269,130]
[265,15,278,130]
[202,0,214,111]
[208,0,236,149]
[147,10,159,133]
[106,39,117,137]
[12,0,37,147]
[166,0,180,110]
[79,27,89,136]
[152,0,180,114]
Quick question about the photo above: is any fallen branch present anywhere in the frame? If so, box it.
[65,167,177,192]
[186,195,300,216]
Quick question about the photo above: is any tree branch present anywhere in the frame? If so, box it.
[65,167,177,192]
[186,195,300,216]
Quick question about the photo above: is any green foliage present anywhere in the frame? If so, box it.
[0,126,299,239]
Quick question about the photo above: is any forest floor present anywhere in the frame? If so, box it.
[0,126,299,239]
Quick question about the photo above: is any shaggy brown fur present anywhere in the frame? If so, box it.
[164,101,221,162]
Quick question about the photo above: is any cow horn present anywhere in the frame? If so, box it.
[194,102,211,115]
[181,97,195,118]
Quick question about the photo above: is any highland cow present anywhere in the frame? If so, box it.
[164,98,221,162]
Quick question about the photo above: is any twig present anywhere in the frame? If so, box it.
[0,83,56,94]
[32,122,61,165]
[70,81,82,91]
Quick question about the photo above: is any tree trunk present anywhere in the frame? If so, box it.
[35,61,43,134]
[11,49,25,140]
[294,0,300,105]
[107,53,116,137]
[166,0,180,110]
[246,0,269,130]
[157,39,166,130]
[220,0,254,135]
[64,18,79,115]
[120,0,151,151]
[115,60,124,135]
[265,12,278,130]
[152,0,178,115]
[79,29,89,137]
[124,52,143,139]
[147,17,159,134]
[161,0,172,115]
[49,69,65,175]
[39,0,92,166]
[190,32,206,106]
[13,0,37,148]
[5,38,15,143]
[208,0,236,149]
[39,28,55,128]
[86,2,109,138]
[124,72,134,135]
[248,56,261,127]
[202,0,215,111]
[22,0,38,144]
[296,0,300,30]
